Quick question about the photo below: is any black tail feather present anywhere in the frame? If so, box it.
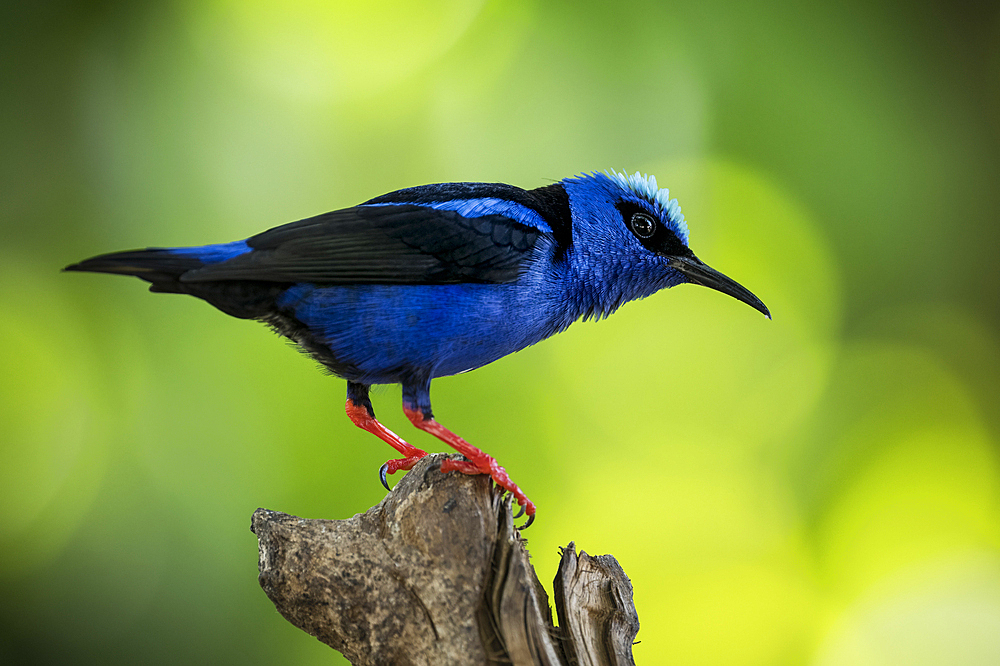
[64,249,204,292]
[65,248,287,319]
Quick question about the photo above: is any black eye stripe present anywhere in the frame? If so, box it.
[629,213,656,239]
[614,199,692,258]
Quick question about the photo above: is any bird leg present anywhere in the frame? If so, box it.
[402,405,536,522]
[346,383,426,487]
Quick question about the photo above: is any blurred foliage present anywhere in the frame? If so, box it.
[2,0,999,664]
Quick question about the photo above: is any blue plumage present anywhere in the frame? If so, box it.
[65,170,769,526]
[168,239,251,263]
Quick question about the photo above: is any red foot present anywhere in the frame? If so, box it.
[404,406,536,518]
[346,399,427,476]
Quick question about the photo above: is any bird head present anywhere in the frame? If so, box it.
[561,170,770,320]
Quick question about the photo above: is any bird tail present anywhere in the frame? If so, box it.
[64,248,206,294]
[65,243,282,319]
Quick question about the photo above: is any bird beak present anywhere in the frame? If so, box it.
[668,255,771,319]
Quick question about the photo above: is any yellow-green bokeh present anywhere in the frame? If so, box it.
[3,1,999,664]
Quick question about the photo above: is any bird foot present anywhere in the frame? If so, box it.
[347,397,429,492]
[438,457,479,475]
[379,455,427,491]
[436,449,536,528]
[359,405,534,528]
[439,454,535,513]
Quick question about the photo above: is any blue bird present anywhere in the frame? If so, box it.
[66,170,769,527]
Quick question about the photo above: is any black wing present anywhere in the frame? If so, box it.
[180,204,541,285]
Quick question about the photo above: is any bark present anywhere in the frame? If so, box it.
[251,453,639,665]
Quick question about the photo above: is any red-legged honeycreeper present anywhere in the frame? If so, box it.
[66,170,770,527]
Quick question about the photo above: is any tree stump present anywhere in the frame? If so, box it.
[251,453,639,665]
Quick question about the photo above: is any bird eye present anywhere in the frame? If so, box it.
[629,213,656,239]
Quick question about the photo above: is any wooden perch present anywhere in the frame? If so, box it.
[251,453,639,665]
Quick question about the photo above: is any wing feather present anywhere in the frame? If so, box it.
[180,204,540,285]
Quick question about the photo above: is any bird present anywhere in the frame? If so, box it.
[66,170,770,528]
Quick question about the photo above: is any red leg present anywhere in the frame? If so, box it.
[346,399,427,475]
[403,406,536,519]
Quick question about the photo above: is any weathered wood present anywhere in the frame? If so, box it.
[554,546,639,666]
[251,453,638,665]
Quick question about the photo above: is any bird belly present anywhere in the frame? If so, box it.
[274,282,563,384]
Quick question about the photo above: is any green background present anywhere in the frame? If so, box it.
[3,1,1000,664]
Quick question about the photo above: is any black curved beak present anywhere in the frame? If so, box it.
[668,255,771,319]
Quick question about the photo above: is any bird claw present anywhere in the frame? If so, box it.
[518,513,535,530]
[379,463,390,491]
[513,502,525,520]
